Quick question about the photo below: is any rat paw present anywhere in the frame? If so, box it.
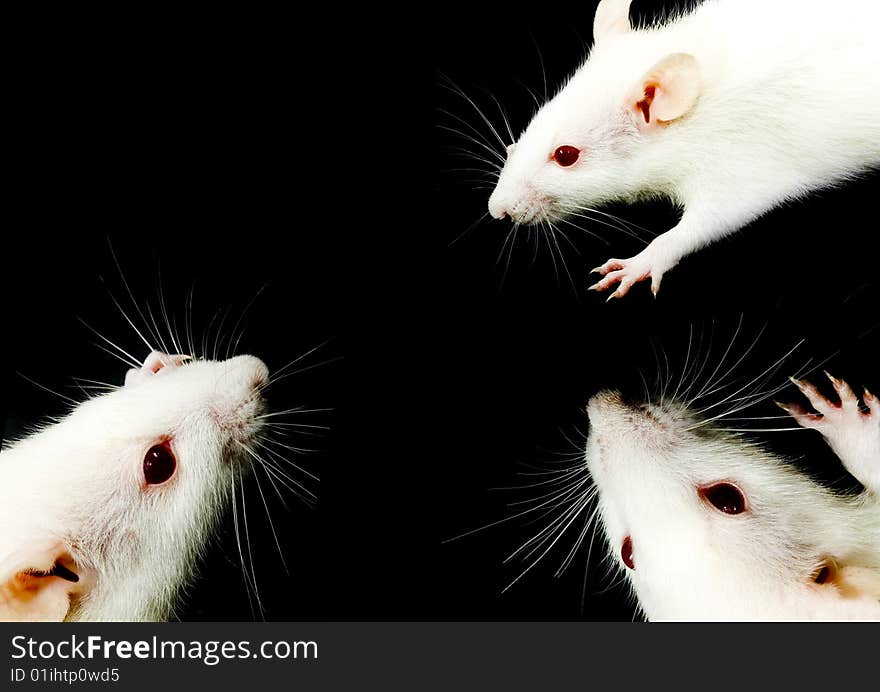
[777,374,880,492]
[588,251,669,300]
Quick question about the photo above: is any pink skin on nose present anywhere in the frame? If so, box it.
[488,183,550,224]
[488,191,509,220]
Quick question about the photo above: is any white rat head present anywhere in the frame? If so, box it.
[488,0,701,224]
[0,351,270,621]
[586,390,880,620]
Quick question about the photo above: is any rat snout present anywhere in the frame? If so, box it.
[488,188,510,220]
[586,391,626,461]
[588,389,652,417]
[211,355,269,438]
[587,389,657,434]
[587,390,627,421]
[226,355,269,391]
[588,389,678,458]
[488,183,550,225]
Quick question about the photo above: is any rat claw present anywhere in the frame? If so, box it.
[589,256,656,300]
[790,376,832,413]
[788,376,812,398]
[864,387,878,416]
[824,372,858,408]
[650,274,662,296]
[591,259,625,276]
[776,399,823,429]
[775,399,803,417]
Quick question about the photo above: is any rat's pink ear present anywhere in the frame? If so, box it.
[124,351,191,387]
[593,0,632,46]
[0,544,79,622]
[631,53,701,129]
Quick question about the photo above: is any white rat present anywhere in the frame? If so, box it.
[586,374,880,620]
[0,351,269,622]
[487,0,880,297]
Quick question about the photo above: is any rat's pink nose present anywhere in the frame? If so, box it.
[226,355,269,390]
[488,193,510,221]
[586,390,626,422]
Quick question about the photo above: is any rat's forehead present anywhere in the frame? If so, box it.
[524,90,616,145]
[102,368,210,416]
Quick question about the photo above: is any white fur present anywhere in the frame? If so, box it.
[586,390,880,620]
[0,354,269,621]
[489,0,880,292]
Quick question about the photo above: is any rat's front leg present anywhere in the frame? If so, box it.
[588,203,727,299]
[587,179,784,300]
[778,374,880,496]
[589,228,687,299]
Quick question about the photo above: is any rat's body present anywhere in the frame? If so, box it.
[586,375,880,620]
[0,352,269,621]
[488,0,880,297]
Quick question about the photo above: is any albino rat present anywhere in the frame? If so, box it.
[0,351,269,622]
[586,373,880,620]
[488,0,880,297]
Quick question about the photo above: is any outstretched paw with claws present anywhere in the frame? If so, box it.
[778,373,880,494]
[588,249,672,300]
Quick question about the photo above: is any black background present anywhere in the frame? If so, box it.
[3,1,879,621]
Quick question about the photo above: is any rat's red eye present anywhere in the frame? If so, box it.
[552,145,580,167]
[700,482,746,515]
[621,535,635,570]
[144,443,176,485]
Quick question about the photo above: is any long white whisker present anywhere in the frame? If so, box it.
[439,78,509,150]
[107,241,160,353]
[252,463,289,574]
[16,372,79,406]
[78,319,141,368]
[237,465,264,620]
[229,472,257,618]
